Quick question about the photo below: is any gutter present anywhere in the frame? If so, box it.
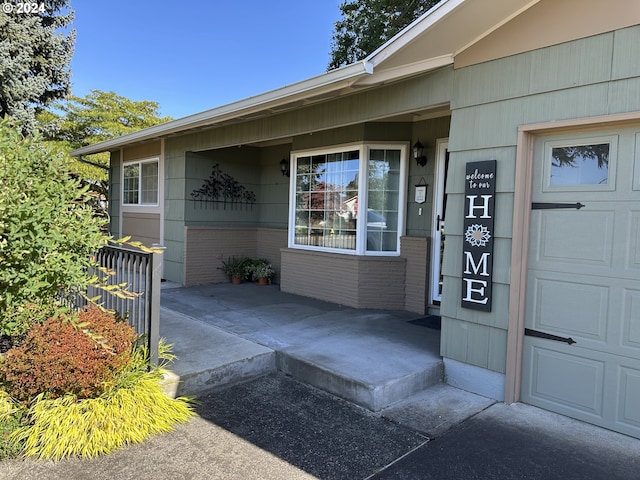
[70,61,374,157]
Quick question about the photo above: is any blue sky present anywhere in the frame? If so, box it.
[70,1,343,119]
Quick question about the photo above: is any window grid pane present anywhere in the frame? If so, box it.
[141,161,159,204]
[367,149,401,252]
[294,150,359,251]
[123,164,139,205]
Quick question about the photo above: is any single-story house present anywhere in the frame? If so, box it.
[72,0,640,439]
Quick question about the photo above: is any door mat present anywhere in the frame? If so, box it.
[408,315,441,330]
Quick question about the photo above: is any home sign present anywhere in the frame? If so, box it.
[461,160,496,311]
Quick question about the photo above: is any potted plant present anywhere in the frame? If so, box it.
[219,256,251,284]
[247,259,274,285]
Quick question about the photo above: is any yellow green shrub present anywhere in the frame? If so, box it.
[10,342,194,460]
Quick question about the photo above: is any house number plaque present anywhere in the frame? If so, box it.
[461,160,496,311]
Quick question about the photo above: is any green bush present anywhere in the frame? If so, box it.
[0,118,107,337]
[0,306,137,402]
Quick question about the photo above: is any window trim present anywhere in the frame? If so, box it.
[121,157,160,208]
[287,142,408,256]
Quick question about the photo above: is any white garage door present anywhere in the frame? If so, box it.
[522,125,640,438]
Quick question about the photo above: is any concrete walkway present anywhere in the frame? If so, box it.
[3,283,640,479]
[159,282,446,412]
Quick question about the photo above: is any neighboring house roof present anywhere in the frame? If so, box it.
[71,0,636,156]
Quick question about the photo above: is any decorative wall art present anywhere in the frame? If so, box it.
[191,163,256,209]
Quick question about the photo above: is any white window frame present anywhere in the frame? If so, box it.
[288,142,408,256]
[121,157,160,208]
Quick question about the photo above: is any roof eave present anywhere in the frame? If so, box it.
[70,60,374,156]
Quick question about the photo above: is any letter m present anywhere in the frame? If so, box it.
[464,251,490,276]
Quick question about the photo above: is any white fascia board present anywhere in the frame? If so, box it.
[365,0,465,67]
[355,54,453,86]
[71,61,373,157]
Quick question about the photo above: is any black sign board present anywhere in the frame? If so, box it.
[461,160,496,311]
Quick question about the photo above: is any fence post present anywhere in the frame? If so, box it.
[148,247,164,365]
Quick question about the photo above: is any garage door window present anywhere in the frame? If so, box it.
[545,136,617,190]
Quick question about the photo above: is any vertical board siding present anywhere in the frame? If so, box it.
[612,26,640,79]
[109,152,121,236]
[122,141,161,161]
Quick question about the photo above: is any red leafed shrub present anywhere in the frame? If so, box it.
[0,306,137,402]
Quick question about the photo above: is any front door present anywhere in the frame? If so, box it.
[430,139,449,305]
[521,126,640,438]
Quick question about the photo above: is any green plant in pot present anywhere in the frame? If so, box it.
[248,259,274,285]
[220,256,251,284]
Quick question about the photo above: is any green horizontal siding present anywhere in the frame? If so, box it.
[442,26,640,373]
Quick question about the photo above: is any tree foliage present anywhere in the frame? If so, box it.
[328,0,441,70]
[0,118,106,336]
[37,90,172,218]
[38,89,172,181]
[0,0,75,135]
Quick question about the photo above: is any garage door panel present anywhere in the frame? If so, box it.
[622,288,640,349]
[527,274,608,341]
[524,345,604,416]
[617,365,640,432]
[535,210,614,267]
[628,211,640,270]
[634,133,640,191]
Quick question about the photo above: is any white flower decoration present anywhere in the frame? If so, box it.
[465,224,491,247]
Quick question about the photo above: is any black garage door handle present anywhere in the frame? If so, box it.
[531,202,585,210]
[525,328,576,345]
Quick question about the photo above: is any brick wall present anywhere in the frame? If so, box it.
[183,227,286,287]
[280,248,407,310]
[184,227,430,313]
[256,228,287,283]
[401,236,430,313]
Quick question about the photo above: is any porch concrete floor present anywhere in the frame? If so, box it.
[159,282,448,413]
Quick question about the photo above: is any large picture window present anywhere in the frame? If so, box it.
[123,158,159,206]
[290,143,406,255]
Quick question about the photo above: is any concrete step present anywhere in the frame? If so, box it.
[276,350,443,412]
[160,308,277,397]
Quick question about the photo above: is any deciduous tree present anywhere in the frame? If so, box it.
[38,90,172,216]
[328,0,440,70]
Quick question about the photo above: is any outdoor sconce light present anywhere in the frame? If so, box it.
[413,140,427,167]
[280,158,290,177]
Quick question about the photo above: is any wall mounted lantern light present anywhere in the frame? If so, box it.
[280,158,290,177]
[413,140,427,167]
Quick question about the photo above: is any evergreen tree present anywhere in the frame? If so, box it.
[328,0,440,70]
[0,1,75,134]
